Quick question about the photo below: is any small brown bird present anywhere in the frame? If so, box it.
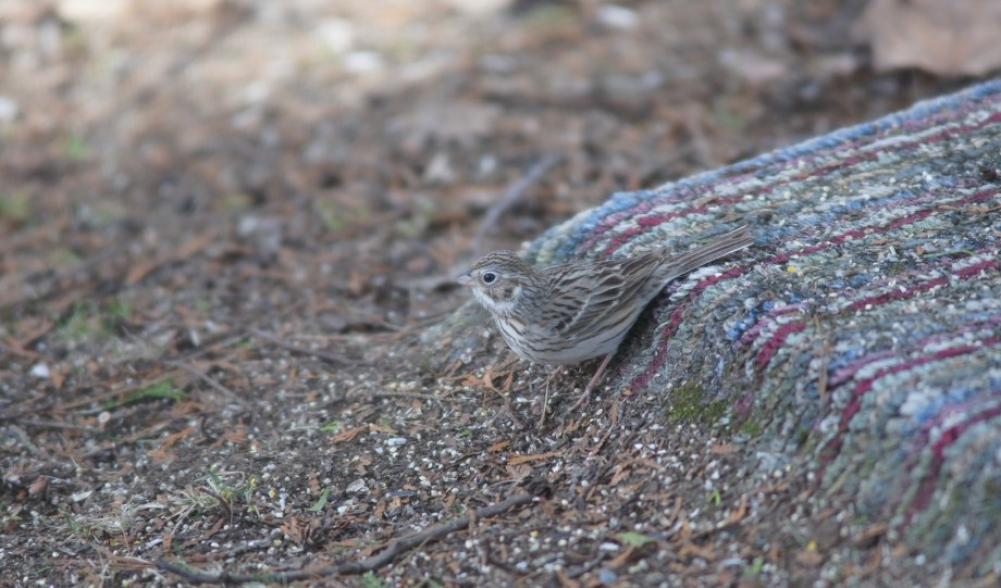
[458,225,753,408]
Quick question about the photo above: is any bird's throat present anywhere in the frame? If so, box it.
[474,285,522,315]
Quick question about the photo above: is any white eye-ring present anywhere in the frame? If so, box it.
[482,272,497,284]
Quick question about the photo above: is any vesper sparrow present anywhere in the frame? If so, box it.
[458,225,753,408]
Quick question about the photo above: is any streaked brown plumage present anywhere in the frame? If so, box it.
[458,225,753,406]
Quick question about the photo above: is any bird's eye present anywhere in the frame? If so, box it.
[482,272,497,284]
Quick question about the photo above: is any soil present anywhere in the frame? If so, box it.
[0,0,986,586]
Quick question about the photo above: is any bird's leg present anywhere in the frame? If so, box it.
[538,365,561,428]
[570,353,614,412]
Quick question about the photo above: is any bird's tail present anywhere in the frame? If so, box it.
[659,225,754,281]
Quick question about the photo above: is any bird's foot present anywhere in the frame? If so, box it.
[568,353,614,414]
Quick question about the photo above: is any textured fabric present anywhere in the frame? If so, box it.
[526,80,1001,569]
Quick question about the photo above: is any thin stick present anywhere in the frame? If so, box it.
[251,329,364,366]
[125,230,218,285]
[163,361,244,404]
[538,382,550,429]
[0,216,70,255]
[18,419,96,432]
[472,154,562,256]
[59,371,187,413]
[364,391,465,404]
[156,492,536,585]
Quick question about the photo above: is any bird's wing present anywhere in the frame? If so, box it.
[541,252,661,339]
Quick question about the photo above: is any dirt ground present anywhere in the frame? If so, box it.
[0,0,991,586]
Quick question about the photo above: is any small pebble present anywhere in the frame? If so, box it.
[0,96,18,123]
[597,5,638,30]
[346,478,368,494]
[30,363,50,379]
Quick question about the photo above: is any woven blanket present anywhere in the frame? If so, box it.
[505,81,1001,570]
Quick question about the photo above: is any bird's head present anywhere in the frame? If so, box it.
[457,251,537,315]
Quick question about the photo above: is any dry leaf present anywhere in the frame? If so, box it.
[609,464,632,486]
[854,523,888,548]
[482,365,497,390]
[709,443,739,455]
[150,426,195,464]
[607,546,638,569]
[487,440,510,453]
[161,427,195,450]
[505,463,532,481]
[678,541,716,561]
[223,424,248,445]
[727,497,748,524]
[28,476,48,496]
[333,426,366,443]
[281,516,309,545]
[506,451,561,466]
[795,548,824,567]
[555,569,581,588]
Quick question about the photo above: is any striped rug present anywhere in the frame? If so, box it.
[523,80,1001,570]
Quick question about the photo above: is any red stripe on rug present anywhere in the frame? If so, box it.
[907,401,1001,518]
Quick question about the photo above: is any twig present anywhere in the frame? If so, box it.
[2,332,248,421]
[188,539,271,563]
[0,246,120,313]
[251,329,364,366]
[690,518,743,541]
[564,554,608,580]
[156,492,537,585]
[125,230,218,285]
[18,419,96,432]
[364,391,461,404]
[472,154,562,256]
[163,361,244,405]
[2,337,41,360]
[61,371,188,414]
[0,216,70,255]
[538,384,550,429]
[690,495,749,541]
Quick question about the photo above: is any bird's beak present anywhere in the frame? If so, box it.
[456,273,472,286]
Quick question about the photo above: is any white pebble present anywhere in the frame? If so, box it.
[30,363,50,379]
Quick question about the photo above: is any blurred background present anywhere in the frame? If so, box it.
[2,0,998,338]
